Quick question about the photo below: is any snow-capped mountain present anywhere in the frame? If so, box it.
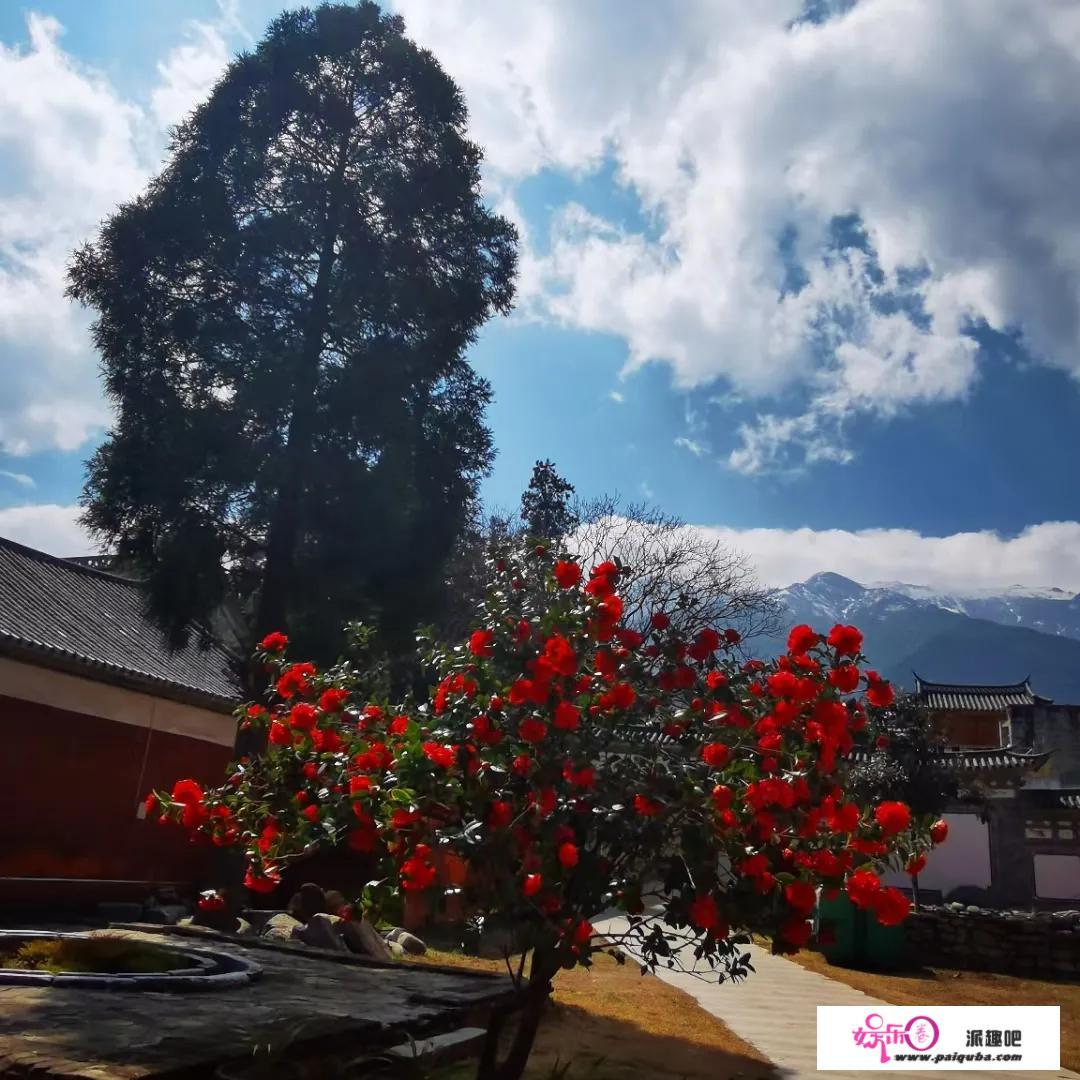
[767,573,1080,703]
[866,580,1080,641]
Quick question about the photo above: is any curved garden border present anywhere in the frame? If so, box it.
[0,930,262,991]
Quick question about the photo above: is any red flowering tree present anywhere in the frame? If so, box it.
[151,544,944,1080]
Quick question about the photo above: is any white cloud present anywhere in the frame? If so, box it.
[0,7,245,459]
[151,20,231,130]
[608,390,625,404]
[674,435,708,457]
[0,470,35,488]
[0,503,95,555]
[699,521,1080,594]
[0,13,153,455]
[393,0,1080,470]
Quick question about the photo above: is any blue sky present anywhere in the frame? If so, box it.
[1,0,1080,592]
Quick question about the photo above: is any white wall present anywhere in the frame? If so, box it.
[882,812,991,896]
[0,655,234,746]
[1034,854,1080,900]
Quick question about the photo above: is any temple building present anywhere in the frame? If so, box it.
[0,536,242,909]
[887,675,1080,907]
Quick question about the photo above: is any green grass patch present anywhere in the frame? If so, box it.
[2,934,187,975]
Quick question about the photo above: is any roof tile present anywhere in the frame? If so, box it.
[0,536,241,708]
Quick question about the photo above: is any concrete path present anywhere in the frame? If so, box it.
[591,913,1078,1080]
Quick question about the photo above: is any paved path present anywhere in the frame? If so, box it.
[591,913,1078,1080]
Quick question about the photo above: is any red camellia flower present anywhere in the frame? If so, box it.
[787,624,820,654]
[422,742,457,769]
[650,612,670,631]
[259,631,288,653]
[469,629,495,658]
[845,868,882,910]
[711,784,733,810]
[542,634,578,677]
[599,682,636,711]
[871,886,911,927]
[523,873,542,897]
[930,819,949,845]
[701,742,730,768]
[906,853,927,876]
[828,663,860,693]
[289,703,318,731]
[571,919,593,946]
[244,864,281,894]
[400,854,437,892]
[553,701,581,731]
[519,717,548,744]
[197,891,226,913]
[557,842,579,868]
[276,661,316,699]
[874,800,912,835]
[489,801,513,828]
[585,560,619,598]
[779,916,812,947]
[633,794,661,817]
[553,560,582,589]
[784,880,818,915]
[171,778,207,829]
[694,627,722,656]
[827,624,863,657]
[389,714,409,735]
[302,804,319,822]
[319,688,349,713]
[688,892,719,931]
[391,808,420,829]
[865,670,895,708]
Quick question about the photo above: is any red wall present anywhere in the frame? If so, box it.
[0,692,232,900]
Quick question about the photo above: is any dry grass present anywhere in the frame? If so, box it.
[789,949,1080,1072]
[2,934,184,975]
[413,949,775,1080]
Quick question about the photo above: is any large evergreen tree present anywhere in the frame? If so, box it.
[67,3,517,667]
[519,459,576,540]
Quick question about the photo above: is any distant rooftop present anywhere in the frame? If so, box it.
[0,535,241,711]
[849,745,1051,775]
[913,674,1049,712]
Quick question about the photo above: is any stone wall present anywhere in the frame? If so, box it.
[906,905,1080,979]
[1010,704,1080,785]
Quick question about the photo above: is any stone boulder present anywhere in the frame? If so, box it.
[342,918,394,961]
[261,912,304,943]
[296,913,348,952]
[385,927,426,956]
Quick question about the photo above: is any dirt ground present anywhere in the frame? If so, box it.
[789,948,1080,1072]
[413,949,775,1080]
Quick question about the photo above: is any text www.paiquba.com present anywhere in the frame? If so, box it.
[892,1053,1024,1063]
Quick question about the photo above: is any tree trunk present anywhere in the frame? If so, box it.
[475,948,558,1080]
[252,140,350,645]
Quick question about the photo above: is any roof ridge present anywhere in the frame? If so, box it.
[0,533,142,589]
[916,677,1033,690]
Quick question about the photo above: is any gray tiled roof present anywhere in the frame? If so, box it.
[0,536,241,710]
[848,745,1051,773]
[914,673,1042,711]
[1024,789,1080,811]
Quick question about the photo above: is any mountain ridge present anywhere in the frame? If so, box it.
[767,572,1080,703]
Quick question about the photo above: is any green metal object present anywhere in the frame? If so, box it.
[818,891,907,970]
